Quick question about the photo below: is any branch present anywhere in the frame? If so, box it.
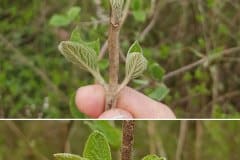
[164,57,206,81]
[98,0,130,60]
[195,121,203,160]
[139,1,161,41]
[175,120,188,160]
[148,121,156,154]
[63,121,74,152]
[207,90,240,107]
[99,40,108,60]
[121,120,135,160]
[163,46,240,81]
[106,0,124,110]
[5,121,49,160]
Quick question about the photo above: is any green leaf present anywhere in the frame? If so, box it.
[83,131,111,160]
[131,0,142,10]
[85,121,121,149]
[193,83,209,95]
[149,63,165,81]
[70,27,100,53]
[70,27,82,42]
[142,154,166,160]
[196,14,205,23]
[49,14,70,27]
[132,10,146,22]
[54,153,87,160]
[69,92,85,118]
[133,79,149,85]
[198,38,205,49]
[128,41,142,54]
[49,6,80,27]
[67,7,81,20]
[125,52,148,80]
[98,59,109,71]
[148,84,169,101]
[159,44,170,59]
[84,39,100,54]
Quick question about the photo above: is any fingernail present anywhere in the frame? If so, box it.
[98,109,133,119]
[110,115,130,119]
[99,114,131,119]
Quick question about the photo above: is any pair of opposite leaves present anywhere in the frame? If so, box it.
[54,131,165,160]
[58,38,148,90]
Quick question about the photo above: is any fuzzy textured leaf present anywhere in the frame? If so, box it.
[58,41,98,73]
[125,52,147,80]
[54,153,87,160]
[110,0,124,17]
[110,0,124,9]
[83,131,111,160]
[142,154,166,160]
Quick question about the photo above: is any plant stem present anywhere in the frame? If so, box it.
[163,46,240,81]
[98,0,130,60]
[195,121,203,160]
[106,0,123,110]
[176,120,188,160]
[121,120,135,160]
[5,121,49,160]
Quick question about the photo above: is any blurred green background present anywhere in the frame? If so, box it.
[0,120,240,160]
[0,0,240,118]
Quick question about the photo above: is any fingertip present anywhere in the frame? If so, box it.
[160,104,176,118]
[117,87,176,119]
[75,85,105,118]
[98,108,133,119]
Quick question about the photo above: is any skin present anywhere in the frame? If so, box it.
[75,84,176,119]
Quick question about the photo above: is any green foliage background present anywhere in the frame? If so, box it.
[0,0,240,118]
[0,121,240,160]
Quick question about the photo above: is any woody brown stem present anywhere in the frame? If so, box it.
[121,120,135,160]
[105,0,123,110]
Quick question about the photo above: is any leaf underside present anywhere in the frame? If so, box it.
[58,41,98,74]
[125,52,147,79]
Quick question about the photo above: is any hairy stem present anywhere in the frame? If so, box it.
[121,120,135,160]
[106,0,123,110]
